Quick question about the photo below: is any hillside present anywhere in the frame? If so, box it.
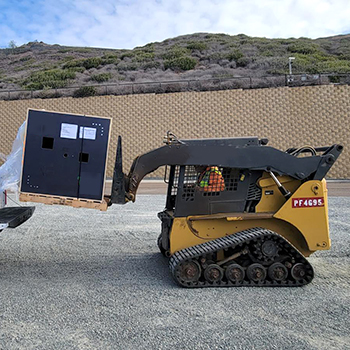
[1,33,350,97]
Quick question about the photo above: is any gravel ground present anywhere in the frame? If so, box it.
[0,196,349,350]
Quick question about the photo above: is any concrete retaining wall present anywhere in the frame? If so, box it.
[0,84,348,178]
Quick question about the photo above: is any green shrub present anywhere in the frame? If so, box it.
[116,62,139,71]
[63,59,85,69]
[316,60,350,73]
[61,55,75,62]
[238,34,250,45]
[120,51,135,60]
[82,57,102,69]
[139,43,155,52]
[58,48,72,53]
[255,41,285,56]
[164,56,197,71]
[73,86,97,98]
[22,69,76,90]
[19,56,32,62]
[236,57,251,67]
[260,50,274,57]
[90,73,111,82]
[335,53,350,60]
[250,37,271,46]
[68,67,85,73]
[63,57,102,69]
[285,53,350,74]
[102,54,119,59]
[37,69,76,80]
[227,49,244,61]
[186,41,208,51]
[14,66,28,72]
[37,50,50,55]
[101,55,120,65]
[204,34,216,39]
[142,61,161,70]
[287,42,320,55]
[75,48,94,53]
[204,33,230,41]
[161,46,190,60]
[208,52,228,62]
[133,52,155,62]
[287,54,314,73]
[2,77,15,83]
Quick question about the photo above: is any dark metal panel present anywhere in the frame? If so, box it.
[21,110,82,197]
[78,117,111,200]
[209,201,245,215]
[21,109,110,200]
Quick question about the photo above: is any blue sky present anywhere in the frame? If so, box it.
[1,0,349,49]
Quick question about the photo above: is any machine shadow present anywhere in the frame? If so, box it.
[0,252,176,289]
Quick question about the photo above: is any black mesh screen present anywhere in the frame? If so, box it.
[167,166,261,209]
[222,168,240,191]
[171,166,181,196]
[180,166,242,198]
[182,166,197,201]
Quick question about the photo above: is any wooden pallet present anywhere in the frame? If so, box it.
[19,192,108,211]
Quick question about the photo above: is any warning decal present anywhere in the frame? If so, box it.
[292,197,324,208]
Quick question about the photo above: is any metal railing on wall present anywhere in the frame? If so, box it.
[0,73,349,101]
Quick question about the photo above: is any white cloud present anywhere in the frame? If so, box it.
[1,0,350,48]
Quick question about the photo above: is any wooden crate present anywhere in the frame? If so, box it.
[19,192,108,211]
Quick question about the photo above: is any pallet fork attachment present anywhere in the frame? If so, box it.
[110,136,127,205]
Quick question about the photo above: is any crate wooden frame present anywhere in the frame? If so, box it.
[19,192,108,211]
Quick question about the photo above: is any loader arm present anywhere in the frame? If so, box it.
[110,136,343,204]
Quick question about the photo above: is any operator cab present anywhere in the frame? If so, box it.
[164,165,263,217]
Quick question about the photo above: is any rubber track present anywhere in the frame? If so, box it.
[169,227,314,288]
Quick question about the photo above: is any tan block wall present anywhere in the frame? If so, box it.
[0,84,348,179]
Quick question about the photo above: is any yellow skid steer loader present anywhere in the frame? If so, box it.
[107,133,343,288]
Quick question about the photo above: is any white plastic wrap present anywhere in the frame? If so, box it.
[0,122,26,193]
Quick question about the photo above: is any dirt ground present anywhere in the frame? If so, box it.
[0,192,349,349]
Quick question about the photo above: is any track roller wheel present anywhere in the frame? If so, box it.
[169,228,314,288]
[204,264,224,283]
[176,260,201,283]
[268,262,288,281]
[291,263,307,280]
[225,264,245,283]
[247,263,266,282]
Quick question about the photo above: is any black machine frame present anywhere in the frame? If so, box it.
[110,135,343,214]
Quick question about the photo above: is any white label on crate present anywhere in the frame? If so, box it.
[79,127,97,140]
[60,123,78,139]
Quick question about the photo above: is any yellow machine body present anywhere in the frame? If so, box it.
[169,177,330,257]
